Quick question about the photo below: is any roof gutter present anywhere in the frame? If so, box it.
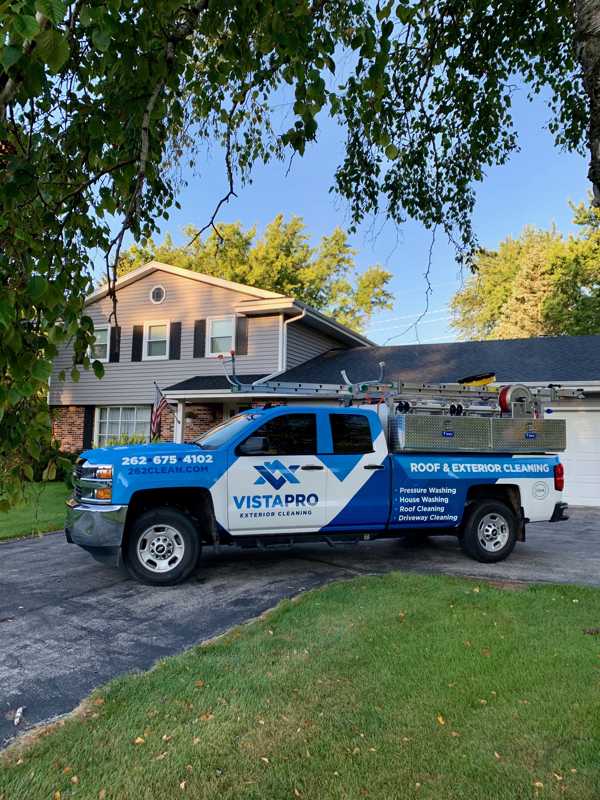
[253,308,307,385]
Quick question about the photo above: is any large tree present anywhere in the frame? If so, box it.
[451,204,600,340]
[0,0,598,503]
[118,215,393,331]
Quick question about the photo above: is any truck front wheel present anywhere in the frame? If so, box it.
[460,500,517,563]
[125,507,201,585]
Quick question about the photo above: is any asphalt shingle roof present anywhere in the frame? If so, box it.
[277,336,600,385]
[165,374,267,392]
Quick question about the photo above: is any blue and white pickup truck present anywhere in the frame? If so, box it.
[65,404,568,585]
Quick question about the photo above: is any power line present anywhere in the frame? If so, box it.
[365,306,450,330]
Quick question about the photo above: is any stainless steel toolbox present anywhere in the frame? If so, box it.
[390,415,492,452]
[389,415,566,453]
[491,418,566,452]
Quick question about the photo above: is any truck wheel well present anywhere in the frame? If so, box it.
[464,484,524,540]
[123,488,216,546]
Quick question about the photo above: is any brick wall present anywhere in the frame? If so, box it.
[51,406,85,452]
[158,404,175,442]
[183,403,224,442]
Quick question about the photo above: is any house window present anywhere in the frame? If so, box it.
[150,285,166,304]
[95,406,152,447]
[143,322,169,360]
[207,316,235,356]
[90,326,110,363]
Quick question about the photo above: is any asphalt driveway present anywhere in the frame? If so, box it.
[1,507,599,748]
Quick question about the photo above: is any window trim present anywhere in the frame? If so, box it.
[93,405,152,447]
[149,284,167,304]
[205,315,236,358]
[89,325,111,364]
[142,320,170,361]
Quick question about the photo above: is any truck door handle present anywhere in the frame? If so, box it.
[364,464,385,470]
[301,465,324,471]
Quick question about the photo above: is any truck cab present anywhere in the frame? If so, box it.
[66,404,567,585]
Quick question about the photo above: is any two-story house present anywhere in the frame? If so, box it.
[49,260,372,450]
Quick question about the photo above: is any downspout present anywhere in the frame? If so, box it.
[253,308,306,384]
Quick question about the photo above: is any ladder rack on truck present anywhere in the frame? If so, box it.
[219,355,582,454]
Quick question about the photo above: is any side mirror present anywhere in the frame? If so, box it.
[238,436,268,455]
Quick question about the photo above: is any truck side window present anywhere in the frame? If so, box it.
[239,414,317,455]
[330,413,374,454]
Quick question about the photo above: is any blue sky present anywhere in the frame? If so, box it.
[121,86,590,346]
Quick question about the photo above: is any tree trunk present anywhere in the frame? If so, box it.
[574,0,600,205]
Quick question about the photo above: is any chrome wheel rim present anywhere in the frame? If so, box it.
[137,525,185,573]
[477,512,510,553]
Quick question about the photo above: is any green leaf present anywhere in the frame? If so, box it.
[395,5,414,23]
[23,464,34,481]
[45,461,57,481]
[70,367,80,383]
[27,275,49,302]
[35,0,67,25]
[31,359,53,381]
[1,46,22,70]
[13,15,39,39]
[376,1,393,20]
[80,6,93,26]
[92,28,111,52]
[92,359,105,379]
[385,143,399,160]
[35,29,70,73]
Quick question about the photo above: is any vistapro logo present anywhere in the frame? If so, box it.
[254,460,300,490]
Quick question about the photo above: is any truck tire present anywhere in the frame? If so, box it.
[125,507,201,585]
[460,500,517,563]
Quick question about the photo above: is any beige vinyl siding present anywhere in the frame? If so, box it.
[286,322,346,369]
[49,271,280,405]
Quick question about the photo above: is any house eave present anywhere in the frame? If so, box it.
[86,261,287,305]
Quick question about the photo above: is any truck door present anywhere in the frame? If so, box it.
[321,411,391,530]
[226,412,327,533]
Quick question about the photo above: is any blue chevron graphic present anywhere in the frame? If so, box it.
[254,460,301,490]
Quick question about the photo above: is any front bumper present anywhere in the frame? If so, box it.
[550,501,569,522]
[65,498,127,548]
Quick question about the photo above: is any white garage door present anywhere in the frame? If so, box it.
[551,410,600,507]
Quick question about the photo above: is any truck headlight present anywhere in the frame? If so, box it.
[73,459,113,504]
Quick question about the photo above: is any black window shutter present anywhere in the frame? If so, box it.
[235,316,248,355]
[169,321,182,360]
[109,326,121,363]
[82,407,94,450]
[131,325,143,361]
[193,319,206,358]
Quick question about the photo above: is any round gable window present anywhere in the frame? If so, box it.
[150,285,166,304]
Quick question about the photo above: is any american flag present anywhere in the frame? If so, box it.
[150,382,169,438]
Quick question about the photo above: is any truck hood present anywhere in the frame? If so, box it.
[80,442,203,464]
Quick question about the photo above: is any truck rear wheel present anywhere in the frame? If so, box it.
[460,500,517,563]
[125,507,201,585]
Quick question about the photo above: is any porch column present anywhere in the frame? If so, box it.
[173,401,185,443]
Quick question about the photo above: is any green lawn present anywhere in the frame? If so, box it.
[0,482,70,542]
[2,572,600,799]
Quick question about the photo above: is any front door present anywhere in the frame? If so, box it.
[227,412,327,533]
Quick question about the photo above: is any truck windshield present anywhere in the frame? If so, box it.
[194,413,259,450]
